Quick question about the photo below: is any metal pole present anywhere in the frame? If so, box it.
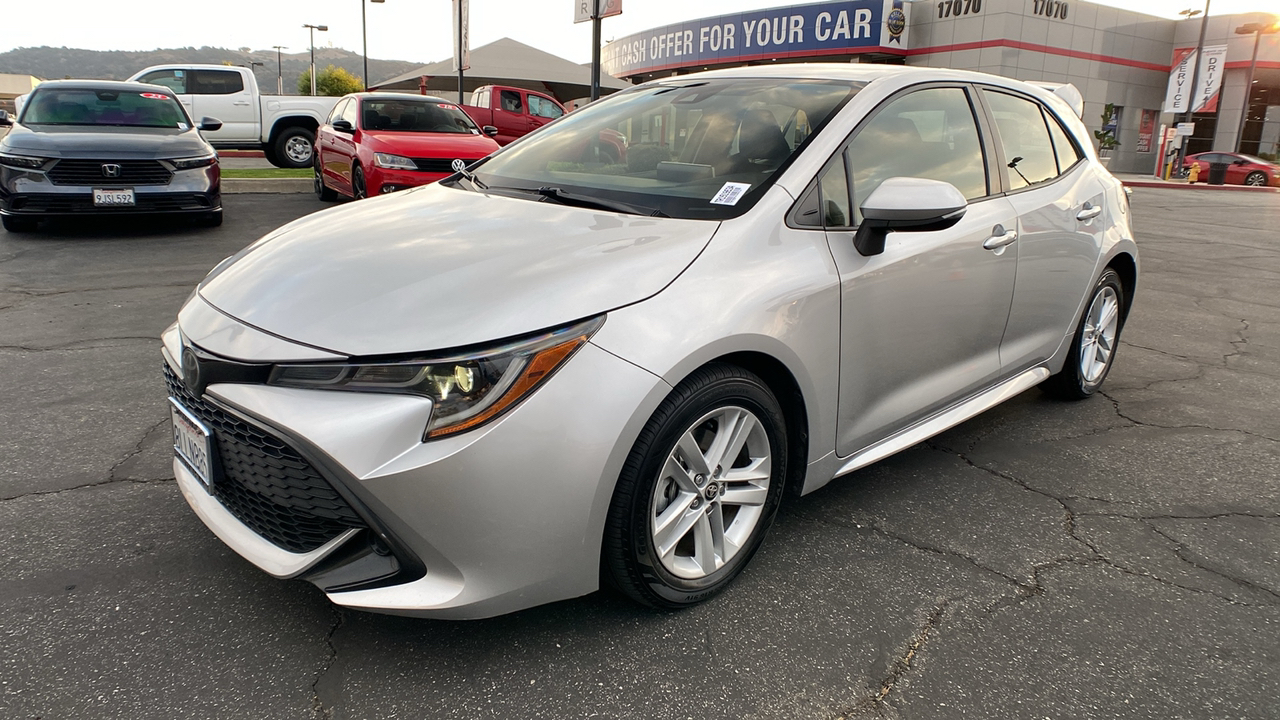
[273,46,285,95]
[362,0,369,92]
[591,15,601,101]
[310,27,317,96]
[457,1,465,104]
[1235,29,1262,153]
[1178,0,1211,166]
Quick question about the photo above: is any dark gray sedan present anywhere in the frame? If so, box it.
[0,80,223,232]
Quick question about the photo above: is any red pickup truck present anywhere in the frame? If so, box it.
[461,86,568,145]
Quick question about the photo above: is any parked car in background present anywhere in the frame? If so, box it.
[314,93,500,200]
[162,65,1137,618]
[462,85,569,146]
[1182,151,1280,186]
[0,80,222,232]
[127,65,340,169]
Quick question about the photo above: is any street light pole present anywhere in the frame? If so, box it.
[303,24,329,96]
[272,46,286,95]
[1177,1,1211,167]
[362,0,386,92]
[1233,21,1280,153]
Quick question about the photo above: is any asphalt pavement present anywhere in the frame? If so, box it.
[1,191,1277,719]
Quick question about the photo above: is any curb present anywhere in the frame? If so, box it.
[222,178,312,194]
[1121,180,1278,192]
[218,150,266,158]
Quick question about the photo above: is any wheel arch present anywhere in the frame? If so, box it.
[267,115,320,146]
[1105,251,1137,328]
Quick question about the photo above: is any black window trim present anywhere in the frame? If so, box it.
[786,80,999,232]
[973,84,1087,198]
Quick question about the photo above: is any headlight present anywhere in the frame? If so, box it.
[0,152,47,170]
[170,153,218,170]
[267,316,604,439]
[374,152,417,170]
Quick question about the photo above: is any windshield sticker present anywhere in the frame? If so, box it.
[436,103,458,110]
[177,122,189,130]
[174,70,184,77]
[710,182,751,206]
[140,93,167,99]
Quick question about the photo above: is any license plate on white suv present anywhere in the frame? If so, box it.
[170,398,215,490]
[93,188,135,206]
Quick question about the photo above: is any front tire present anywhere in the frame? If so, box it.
[603,364,788,609]
[352,164,368,200]
[315,162,337,201]
[1245,171,1268,187]
[1042,268,1125,400]
[273,127,315,169]
[1,214,37,233]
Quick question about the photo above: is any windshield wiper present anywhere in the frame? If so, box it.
[454,165,488,190]
[534,186,668,217]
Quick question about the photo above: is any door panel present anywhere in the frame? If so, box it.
[831,196,1020,455]
[190,70,256,142]
[493,90,529,143]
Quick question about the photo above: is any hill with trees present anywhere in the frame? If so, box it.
[0,45,423,94]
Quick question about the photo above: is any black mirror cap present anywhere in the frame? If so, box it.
[482,125,499,137]
[198,116,223,132]
[332,119,355,133]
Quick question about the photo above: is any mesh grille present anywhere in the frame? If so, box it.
[48,159,173,186]
[164,362,365,553]
[411,157,464,173]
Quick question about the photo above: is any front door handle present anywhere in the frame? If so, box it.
[1076,203,1103,221]
[232,101,251,106]
[983,225,1019,250]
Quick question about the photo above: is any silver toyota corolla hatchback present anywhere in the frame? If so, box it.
[163,65,1137,618]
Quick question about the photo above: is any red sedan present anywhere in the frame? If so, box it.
[1182,151,1280,187]
[315,93,501,200]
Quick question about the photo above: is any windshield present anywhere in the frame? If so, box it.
[21,88,190,128]
[362,98,479,134]
[465,78,862,220]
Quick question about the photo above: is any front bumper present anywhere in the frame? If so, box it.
[364,165,448,194]
[0,163,220,217]
[163,316,669,619]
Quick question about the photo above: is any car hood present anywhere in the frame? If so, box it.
[0,124,211,159]
[198,183,718,356]
[360,130,498,158]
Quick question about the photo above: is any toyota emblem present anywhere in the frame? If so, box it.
[101,163,122,178]
[451,159,467,173]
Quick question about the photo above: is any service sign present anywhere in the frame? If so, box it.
[602,0,907,78]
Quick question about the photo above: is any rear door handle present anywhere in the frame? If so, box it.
[232,101,251,106]
[983,225,1018,250]
[1077,203,1102,221]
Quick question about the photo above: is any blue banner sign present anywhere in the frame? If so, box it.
[601,0,906,78]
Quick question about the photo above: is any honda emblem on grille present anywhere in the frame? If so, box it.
[101,163,122,178]
[451,158,467,173]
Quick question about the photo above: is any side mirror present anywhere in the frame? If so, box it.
[482,125,498,137]
[854,177,967,257]
[1233,159,1248,165]
[0,110,10,126]
[332,119,355,133]
[198,117,223,132]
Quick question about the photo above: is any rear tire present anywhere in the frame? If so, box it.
[273,127,315,169]
[603,363,788,609]
[1,215,37,233]
[1042,268,1125,400]
[1245,171,1268,187]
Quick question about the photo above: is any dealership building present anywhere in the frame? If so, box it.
[601,0,1280,174]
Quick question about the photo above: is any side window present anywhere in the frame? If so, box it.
[529,95,564,119]
[190,70,245,95]
[342,98,360,127]
[1045,111,1082,173]
[846,87,988,224]
[326,99,348,125]
[982,90,1058,191]
[500,90,524,114]
[137,69,187,94]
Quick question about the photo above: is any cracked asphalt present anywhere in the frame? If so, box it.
[1,190,1277,719]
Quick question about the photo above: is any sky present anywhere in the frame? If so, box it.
[1,0,1276,78]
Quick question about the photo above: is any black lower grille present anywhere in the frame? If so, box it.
[10,193,212,213]
[164,363,365,553]
[411,157,466,173]
[48,159,172,186]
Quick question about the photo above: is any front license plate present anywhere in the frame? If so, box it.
[170,398,215,490]
[93,188,135,206]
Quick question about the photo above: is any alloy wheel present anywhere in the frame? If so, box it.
[1079,285,1120,384]
[1245,172,1267,187]
[649,405,771,580]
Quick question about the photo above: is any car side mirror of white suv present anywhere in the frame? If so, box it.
[854,177,968,256]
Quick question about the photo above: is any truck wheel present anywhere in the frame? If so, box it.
[274,127,315,169]
[263,144,281,168]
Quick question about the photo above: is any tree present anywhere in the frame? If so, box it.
[1094,103,1120,152]
[297,64,363,96]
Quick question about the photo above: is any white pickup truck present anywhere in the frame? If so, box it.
[127,65,340,168]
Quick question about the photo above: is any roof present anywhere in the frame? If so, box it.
[29,79,178,94]
[370,37,630,102]
[344,92,451,102]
